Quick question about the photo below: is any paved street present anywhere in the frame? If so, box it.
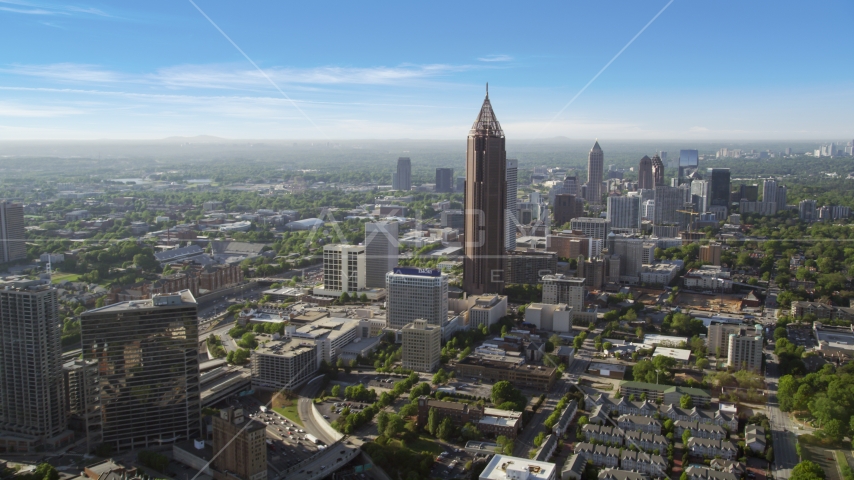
[765,352,800,480]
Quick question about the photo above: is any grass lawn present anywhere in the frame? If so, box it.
[51,272,81,283]
[273,405,303,427]
[395,435,444,456]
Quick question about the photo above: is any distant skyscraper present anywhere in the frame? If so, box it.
[569,217,610,241]
[505,159,518,252]
[651,155,665,188]
[386,268,448,329]
[606,196,641,230]
[81,291,201,450]
[658,151,668,165]
[0,200,26,264]
[638,156,654,190]
[554,194,584,228]
[463,87,506,295]
[762,179,778,204]
[456,176,466,193]
[365,222,399,288]
[586,141,604,204]
[708,168,731,215]
[0,283,68,453]
[799,199,817,223]
[608,233,644,278]
[392,157,411,191]
[776,185,787,211]
[678,149,699,180]
[563,175,579,196]
[435,168,454,193]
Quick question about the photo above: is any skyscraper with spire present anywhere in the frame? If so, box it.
[586,141,604,204]
[464,86,506,295]
[638,155,654,190]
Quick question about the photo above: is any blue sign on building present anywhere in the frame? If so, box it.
[392,267,441,277]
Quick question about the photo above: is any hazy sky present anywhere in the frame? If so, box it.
[1,0,851,140]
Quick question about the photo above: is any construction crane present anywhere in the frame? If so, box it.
[676,205,700,232]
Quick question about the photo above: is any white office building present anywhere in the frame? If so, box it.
[570,217,611,241]
[386,268,448,329]
[315,244,365,297]
[606,196,641,230]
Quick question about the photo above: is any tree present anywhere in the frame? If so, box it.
[696,358,710,369]
[376,411,389,433]
[766,446,774,463]
[549,334,563,351]
[384,414,405,438]
[774,327,788,341]
[491,381,526,411]
[428,407,440,436]
[432,368,449,385]
[577,415,589,427]
[339,292,351,304]
[823,418,844,442]
[603,342,613,351]
[791,461,825,480]
[682,429,691,445]
[437,417,453,440]
[331,384,341,397]
[680,394,694,409]
[496,435,514,455]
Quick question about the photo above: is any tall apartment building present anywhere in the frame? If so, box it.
[776,185,787,211]
[607,196,641,230]
[505,251,557,285]
[212,407,267,480]
[81,291,201,450]
[570,217,610,241]
[762,179,778,204]
[251,338,318,391]
[706,322,743,358]
[691,180,709,214]
[554,194,584,227]
[586,141,604,204]
[651,155,665,187]
[578,256,605,289]
[63,359,100,452]
[435,168,454,193]
[699,243,722,266]
[318,244,365,297]
[0,282,70,453]
[608,234,644,279]
[392,157,412,191]
[563,175,579,196]
[365,222,399,288]
[0,200,26,263]
[541,274,585,312]
[654,185,687,226]
[727,326,763,371]
[506,159,518,252]
[401,319,442,372]
[799,200,817,223]
[464,88,507,295]
[386,267,448,329]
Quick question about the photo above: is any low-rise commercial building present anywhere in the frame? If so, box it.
[455,355,557,391]
[618,382,711,407]
[479,454,557,480]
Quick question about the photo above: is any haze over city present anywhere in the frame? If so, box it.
[1,3,854,480]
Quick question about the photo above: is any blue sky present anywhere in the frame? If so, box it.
[0,0,851,140]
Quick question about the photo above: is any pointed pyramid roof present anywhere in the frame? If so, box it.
[592,140,602,151]
[469,86,504,137]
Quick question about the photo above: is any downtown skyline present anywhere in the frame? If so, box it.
[0,0,851,140]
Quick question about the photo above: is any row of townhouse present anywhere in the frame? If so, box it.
[534,434,558,462]
[581,425,667,455]
[620,450,667,477]
[554,400,579,437]
[584,395,658,416]
[582,424,624,445]
[686,438,738,460]
[674,421,727,440]
[661,405,738,432]
[598,469,649,480]
[684,466,740,480]
[575,443,621,468]
[583,395,738,433]
[617,415,661,435]
[625,432,668,456]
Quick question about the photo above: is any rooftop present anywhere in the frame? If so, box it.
[588,362,627,373]
[83,290,196,314]
[652,347,692,362]
[480,454,556,480]
[255,337,317,358]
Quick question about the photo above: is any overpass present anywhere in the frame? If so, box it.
[200,369,251,407]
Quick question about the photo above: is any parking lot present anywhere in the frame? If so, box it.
[429,447,476,479]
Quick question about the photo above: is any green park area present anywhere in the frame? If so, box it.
[273,405,303,427]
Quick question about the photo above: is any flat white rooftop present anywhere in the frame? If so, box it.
[480,454,556,480]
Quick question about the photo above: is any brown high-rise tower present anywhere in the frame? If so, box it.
[638,155,654,190]
[463,86,506,295]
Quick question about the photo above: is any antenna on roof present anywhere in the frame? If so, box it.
[486,82,489,98]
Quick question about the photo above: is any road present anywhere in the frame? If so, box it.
[765,351,800,480]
